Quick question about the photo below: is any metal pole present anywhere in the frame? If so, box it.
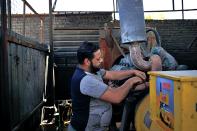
[113,0,116,20]
[0,0,11,130]
[22,0,40,16]
[23,1,26,36]
[40,19,44,43]
[172,0,175,10]
[22,0,45,43]
[7,0,11,29]
[46,0,55,105]
[181,0,184,19]
[12,101,45,131]
[52,0,58,12]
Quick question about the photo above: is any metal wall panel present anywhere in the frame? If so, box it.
[8,40,47,129]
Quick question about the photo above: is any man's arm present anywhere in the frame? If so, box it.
[100,76,143,104]
[103,69,146,81]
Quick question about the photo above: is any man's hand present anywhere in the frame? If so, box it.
[127,76,144,88]
[132,70,146,81]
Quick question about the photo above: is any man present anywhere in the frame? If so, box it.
[146,30,178,70]
[68,41,147,131]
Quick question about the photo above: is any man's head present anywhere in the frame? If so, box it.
[147,31,157,52]
[77,41,103,73]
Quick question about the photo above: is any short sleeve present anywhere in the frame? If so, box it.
[97,69,106,78]
[80,75,108,98]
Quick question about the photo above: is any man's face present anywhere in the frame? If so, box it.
[89,49,103,74]
[147,36,156,46]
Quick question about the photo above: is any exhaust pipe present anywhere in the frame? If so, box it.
[129,42,151,71]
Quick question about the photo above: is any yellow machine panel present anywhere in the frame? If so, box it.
[148,70,197,131]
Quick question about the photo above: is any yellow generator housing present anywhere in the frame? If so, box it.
[135,70,197,131]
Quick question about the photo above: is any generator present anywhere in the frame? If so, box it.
[135,70,197,131]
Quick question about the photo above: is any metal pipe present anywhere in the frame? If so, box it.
[111,8,197,13]
[118,0,146,43]
[129,43,151,71]
[12,101,45,131]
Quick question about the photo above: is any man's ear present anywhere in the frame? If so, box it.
[84,58,90,65]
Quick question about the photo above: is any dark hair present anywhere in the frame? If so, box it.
[77,41,99,64]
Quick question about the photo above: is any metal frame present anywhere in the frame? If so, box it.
[0,0,11,130]
[0,1,53,130]
[6,0,54,105]
[143,0,193,19]
[7,0,44,42]
[51,0,197,20]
